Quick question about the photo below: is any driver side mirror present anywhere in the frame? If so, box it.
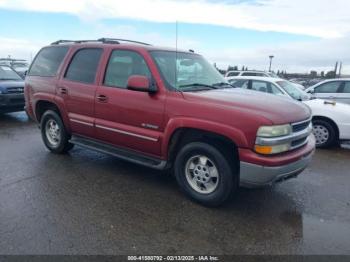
[127,75,157,93]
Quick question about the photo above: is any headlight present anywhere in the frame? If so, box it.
[256,124,292,137]
[255,124,292,154]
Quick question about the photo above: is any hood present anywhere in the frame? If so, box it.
[183,88,311,124]
[0,80,25,93]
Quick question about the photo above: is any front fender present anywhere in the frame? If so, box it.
[161,117,249,157]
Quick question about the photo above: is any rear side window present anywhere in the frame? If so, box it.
[28,46,68,77]
[65,48,102,84]
[241,72,265,77]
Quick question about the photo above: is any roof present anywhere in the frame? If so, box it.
[48,38,196,54]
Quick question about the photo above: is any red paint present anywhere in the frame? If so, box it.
[25,42,314,166]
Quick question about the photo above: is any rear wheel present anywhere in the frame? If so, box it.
[174,142,238,206]
[41,110,74,154]
[312,119,338,148]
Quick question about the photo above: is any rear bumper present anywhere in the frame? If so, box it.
[0,93,25,113]
[239,135,315,187]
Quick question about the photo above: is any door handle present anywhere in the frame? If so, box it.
[59,87,68,95]
[97,94,108,103]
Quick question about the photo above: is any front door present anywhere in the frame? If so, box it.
[94,49,166,157]
[313,80,343,101]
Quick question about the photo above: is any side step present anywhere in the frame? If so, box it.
[70,135,167,170]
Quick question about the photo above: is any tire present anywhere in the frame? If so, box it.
[312,119,338,148]
[174,142,238,207]
[40,110,74,154]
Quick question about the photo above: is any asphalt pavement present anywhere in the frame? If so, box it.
[1,112,350,255]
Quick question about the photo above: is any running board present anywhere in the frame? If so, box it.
[70,135,167,170]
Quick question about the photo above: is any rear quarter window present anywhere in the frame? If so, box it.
[28,46,69,77]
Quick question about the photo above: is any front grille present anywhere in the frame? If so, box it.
[292,119,311,133]
[290,118,312,150]
[6,87,24,94]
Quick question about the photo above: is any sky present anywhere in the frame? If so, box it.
[0,0,350,74]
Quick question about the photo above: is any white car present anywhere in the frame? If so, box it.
[225,70,278,78]
[305,78,350,105]
[228,76,350,148]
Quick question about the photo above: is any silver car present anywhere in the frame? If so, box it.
[305,79,350,105]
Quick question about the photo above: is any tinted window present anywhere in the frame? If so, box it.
[315,81,341,93]
[29,46,68,77]
[227,72,239,77]
[65,48,102,84]
[104,50,151,88]
[241,72,265,77]
[342,82,350,93]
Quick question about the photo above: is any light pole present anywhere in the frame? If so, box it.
[269,55,274,72]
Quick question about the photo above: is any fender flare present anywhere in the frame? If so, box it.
[161,117,248,157]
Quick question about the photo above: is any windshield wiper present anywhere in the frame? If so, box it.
[178,83,219,91]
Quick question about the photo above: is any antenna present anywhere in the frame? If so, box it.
[175,20,178,91]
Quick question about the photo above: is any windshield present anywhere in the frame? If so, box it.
[277,81,310,101]
[150,51,229,91]
[0,66,22,80]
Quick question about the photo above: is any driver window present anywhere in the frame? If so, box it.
[104,50,151,88]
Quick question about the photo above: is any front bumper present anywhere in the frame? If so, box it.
[0,93,25,113]
[239,135,315,187]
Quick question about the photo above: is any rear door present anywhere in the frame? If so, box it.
[57,48,103,138]
[313,80,343,101]
[337,81,350,105]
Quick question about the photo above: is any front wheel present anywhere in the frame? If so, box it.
[312,119,338,148]
[174,142,238,207]
[41,110,74,154]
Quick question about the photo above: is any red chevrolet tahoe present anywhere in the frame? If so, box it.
[25,38,315,206]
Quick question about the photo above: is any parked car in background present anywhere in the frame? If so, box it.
[0,58,29,79]
[225,70,278,78]
[0,65,25,113]
[305,79,350,105]
[25,38,315,206]
[12,64,29,79]
[229,76,350,148]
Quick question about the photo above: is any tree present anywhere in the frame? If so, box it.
[325,71,336,78]
[241,66,245,71]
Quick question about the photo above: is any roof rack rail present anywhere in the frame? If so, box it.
[51,40,101,45]
[51,38,152,46]
[97,38,152,46]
